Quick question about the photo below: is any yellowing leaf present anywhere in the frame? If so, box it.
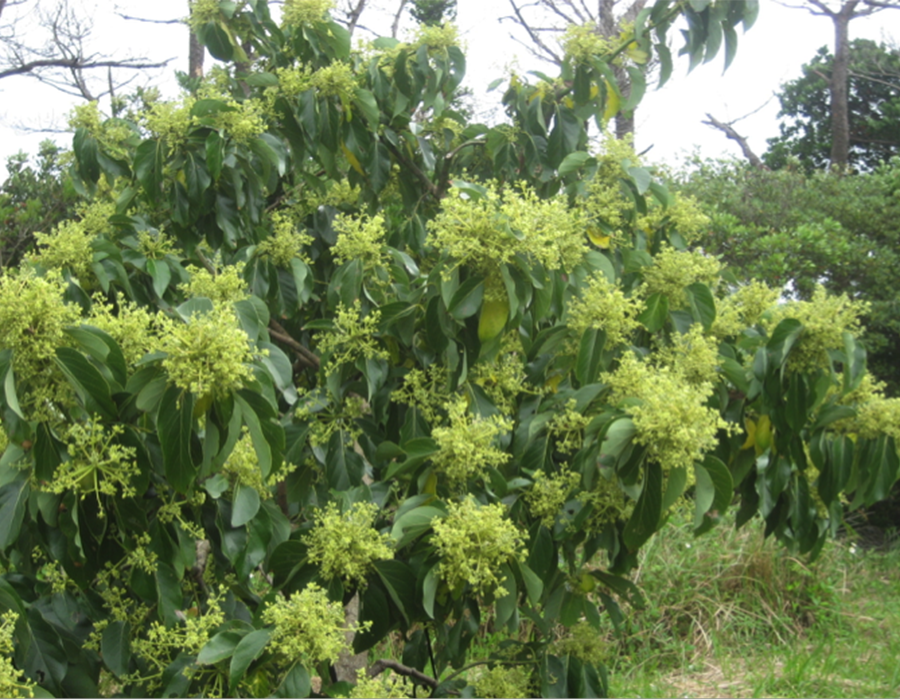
[754,414,773,455]
[543,373,563,393]
[478,297,510,342]
[587,227,611,248]
[625,42,649,64]
[602,81,620,123]
[341,143,364,176]
[741,417,756,450]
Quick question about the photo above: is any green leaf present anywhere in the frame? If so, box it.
[101,621,131,677]
[623,462,662,551]
[232,484,261,527]
[278,664,311,698]
[197,630,245,665]
[422,566,439,619]
[684,282,716,330]
[0,478,29,549]
[73,128,100,185]
[626,164,651,194]
[558,151,593,177]
[55,347,117,420]
[229,628,272,692]
[767,318,803,368]
[575,328,606,386]
[374,560,416,623]
[201,21,235,61]
[0,351,24,419]
[447,276,484,321]
[637,292,668,332]
[158,385,196,494]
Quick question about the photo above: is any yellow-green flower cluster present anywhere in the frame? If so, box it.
[711,280,780,338]
[316,301,387,373]
[89,295,160,366]
[526,468,580,527]
[159,305,255,400]
[641,246,721,308]
[143,95,196,146]
[221,430,269,497]
[432,499,525,598]
[427,182,587,288]
[656,324,720,386]
[835,373,900,440]
[49,423,139,514]
[131,596,225,680]
[567,271,642,346]
[31,219,95,280]
[391,365,448,425]
[763,285,868,373]
[181,262,249,304]
[0,427,7,458]
[68,104,135,160]
[281,0,334,26]
[332,213,389,270]
[69,101,103,132]
[548,399,591,454]
[469,350,530,415]
[551,621,607,667]
[310,62,358,102]
[262,583,353,664]
[581,472,633,529]
[0,612,35,698]
[77,200,115,236]
[0,269,80,419]
[345,675,408,699]
[636,193,710,245]
[411,23,460,52]
[560,23,613,63]
[137,229,177,260]
[257,211,312,267]
[473,665,533,699]
[187,0,222,31]
[211,98,267,144]
[603,353,730,473]
[304,502,394,585]
[431,398,512,485]
[576,136,644,247]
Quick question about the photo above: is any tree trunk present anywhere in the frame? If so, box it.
[829,2,858,167]
[189,30,204,79]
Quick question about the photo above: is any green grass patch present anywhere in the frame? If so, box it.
[605,506,900,698]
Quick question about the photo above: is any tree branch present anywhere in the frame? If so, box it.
[268,319,321,370]
[506,0,564,64]
[381,136,441,200]
[0,56,172,81]
[367,659,438,688]
[702,113,767,170]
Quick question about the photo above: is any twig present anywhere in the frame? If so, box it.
[268,319,321,370]
[702,113,767,170]
[367,659,438,688]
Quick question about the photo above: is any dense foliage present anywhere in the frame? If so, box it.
[0,143,81,271]
[765,39,900,172]
[676,156,900,395]
[0,0,898,697]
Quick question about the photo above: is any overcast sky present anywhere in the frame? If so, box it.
[0,0,898,181]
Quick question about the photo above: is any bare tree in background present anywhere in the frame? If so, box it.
[502,0,648,140]
[0,0,172,103]
[784,0,900,167]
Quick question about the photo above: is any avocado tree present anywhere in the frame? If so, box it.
[0,0,898,697]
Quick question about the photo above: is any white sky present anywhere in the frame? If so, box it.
[0,0,898,180]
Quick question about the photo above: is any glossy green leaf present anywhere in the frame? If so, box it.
[229,629,272,692]
[623,462,662,551]
[158,385,196,494]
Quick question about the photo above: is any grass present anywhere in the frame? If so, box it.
[366,505,900,698]
[604,506,900,698]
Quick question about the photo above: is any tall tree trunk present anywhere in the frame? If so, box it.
[189,30,204,78]
[829,2,858,167]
